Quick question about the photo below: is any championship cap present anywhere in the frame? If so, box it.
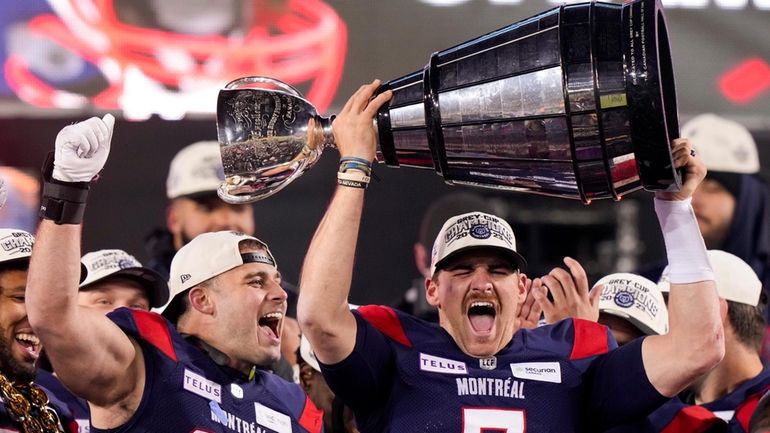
[0,229,34,265]
[430,211,526,277]
[166,141,225,199]
[681,113,759,174]
[79,249,169,308]
[595,273,669,336]
[659,250,762,307]
[158,231,277,321]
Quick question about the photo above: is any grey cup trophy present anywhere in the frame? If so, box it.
[217,0,680,204]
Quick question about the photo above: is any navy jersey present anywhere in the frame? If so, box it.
[88,308,322,433]
[644,366,770,433]
[0,380,79,432]
[321,305,667,433]
[35,369,90,433]
[605,365,770,433]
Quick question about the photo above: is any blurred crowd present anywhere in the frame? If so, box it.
[0,106,769,433]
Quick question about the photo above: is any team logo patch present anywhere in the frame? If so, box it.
[0,231,33,256]
[614,291,635,308]
[469,223,491,240]
[510,362,562,384]
[183,369,222,403]
[230,383,244,399]
[479,356,497,370]
[255,403,292,433]
[419,353,467,375]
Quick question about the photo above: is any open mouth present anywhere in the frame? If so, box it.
[14,332,41,359]
[467,301,496,334]
[257,311,283,340]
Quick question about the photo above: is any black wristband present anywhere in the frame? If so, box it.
[39,152,90,225]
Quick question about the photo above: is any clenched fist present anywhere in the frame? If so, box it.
[53,114,115,183]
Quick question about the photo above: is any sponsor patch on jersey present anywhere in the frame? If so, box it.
[419,353,467,375]
[510,362,562,383]
[183,369,222,403]
[255,403,291,433]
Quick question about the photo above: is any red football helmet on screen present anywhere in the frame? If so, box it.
[5,0,347,116]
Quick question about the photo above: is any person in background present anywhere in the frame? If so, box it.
[144,141,255,279]
[394,191,502,322]
[26,115,322,432]
[144,140,298,381]
[536,271,669,346]
[297,80,723,432]
[648,114,770,360]
[35,249,169,432]
[609,250,768,433]
[298,334,359,433]
[0,228,76,432]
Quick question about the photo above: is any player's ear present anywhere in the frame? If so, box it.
[425,276,440,307]
[167,202,182,234]
[719,298,729,322]
[299,364,314,390]
[188,286,215,315]
[518,272,527,299]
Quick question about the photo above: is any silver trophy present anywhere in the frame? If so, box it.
[217,0,680,204]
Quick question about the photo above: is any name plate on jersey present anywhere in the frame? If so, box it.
[183,369,222,403]
[255,403,292,433]
[419,353,467,375]
[510,362,562,384]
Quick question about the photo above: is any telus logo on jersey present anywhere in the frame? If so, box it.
[510,362,562,383]
[183,369,222,403]
[419,353,468,375]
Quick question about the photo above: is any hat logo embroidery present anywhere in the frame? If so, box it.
[1,232,33,253]
[118,259,133,270]
[614,291,635,309]
[181,274,192,284]
[470,224,491,240]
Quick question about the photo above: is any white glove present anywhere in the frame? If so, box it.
[52,114,115,183]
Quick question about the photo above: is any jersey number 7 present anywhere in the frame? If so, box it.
[462,407,526,433]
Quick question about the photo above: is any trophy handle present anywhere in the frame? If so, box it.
[224,76,304,98]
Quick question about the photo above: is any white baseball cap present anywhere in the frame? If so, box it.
[595,273,669,336]
[79,249,169,308]
[158,231,277,321]
[659,250,762,307]
[0,229,34,265]
[299,335,321,372]
[681,113,759,174]
[166,141,225,199]
[430,211,526,276]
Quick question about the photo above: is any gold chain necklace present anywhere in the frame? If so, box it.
[0,371,63,433]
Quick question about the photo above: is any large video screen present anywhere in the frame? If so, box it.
[0,0,767,123]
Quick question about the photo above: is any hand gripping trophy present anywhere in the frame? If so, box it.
[216,0,680,204]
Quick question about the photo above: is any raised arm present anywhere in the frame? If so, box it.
[26,116,143,407]
[297,81,392,364]
[642,138,724,397]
